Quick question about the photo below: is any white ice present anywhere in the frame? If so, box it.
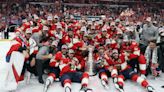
[0,41,164,92]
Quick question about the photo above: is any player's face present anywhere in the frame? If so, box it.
[99,48,104,55]
[68,31,73,37]
[68,53,74,58]
[25,33,32,40]
[113,53,119,59]
[102,31,107,35]
[115,22,119,26]
[91,29,95,33]
[57,28,62,32]
[111,25,115,30]
[83,36,88,41]
[54,18,58,23]
[62,48,67,54]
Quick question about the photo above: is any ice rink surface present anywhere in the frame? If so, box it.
[0,41,164,92]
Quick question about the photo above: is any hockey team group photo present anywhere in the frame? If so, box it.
[0,0,164,92]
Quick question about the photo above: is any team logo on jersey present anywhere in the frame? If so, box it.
[117,59,121,63]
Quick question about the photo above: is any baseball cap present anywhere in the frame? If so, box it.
[26,28,32,34]
[54,15,59,19]
[47,15,53,21]
[61,45,68,49]
[110,22,115,26]
[51,41,58,47]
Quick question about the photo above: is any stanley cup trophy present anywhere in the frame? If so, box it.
[85,47,96,76]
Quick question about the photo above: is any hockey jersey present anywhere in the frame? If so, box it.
[105,54,131,72]
[120,41,140,60]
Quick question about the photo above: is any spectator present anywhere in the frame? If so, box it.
[157,28,164,72]
[145,38,161,77]
[140,17,158,53]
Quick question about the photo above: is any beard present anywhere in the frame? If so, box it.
[69,34,73,38]
[111,55,118,60]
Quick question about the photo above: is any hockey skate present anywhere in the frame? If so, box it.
[146,86,155,92]
[65,86,72,92]
[25,71,31,84]
[114,83,124,92]
[43,79,51,92]
[101,79,109,89]
[79,86,93,92]
[140,74,146,79]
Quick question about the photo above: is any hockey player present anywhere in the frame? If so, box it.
[107,22,118,39]
[61,27,80,46]
[106,49,155,92]
[94,46,111,89]
[120,37,147,78]
[43,45,68,92]
[53,24,64,40]
[61,28,74,45]
[6,28,29,63]
[60,49,92,92]
[95,28,110,46]
[19,28,38,82]
[105,39,120,51]
[4,28,30,91]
